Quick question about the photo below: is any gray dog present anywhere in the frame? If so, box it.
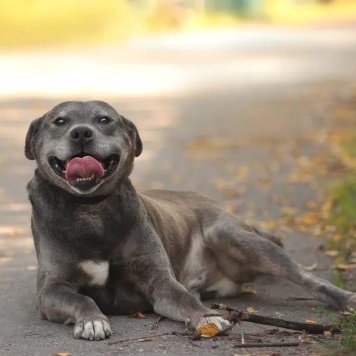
[25,100,356,341]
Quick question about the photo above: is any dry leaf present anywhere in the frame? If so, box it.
[26,265,38,271]
[332,234,342,242]
[196,323,219,338]
[299,330,314,344]
[128,311,146,319]
[53,353,70,356]
[305,320,317,325]
[265,220,277,230]
[324,250,339,257]
[170,176,182,185]
[246,307,258,314]
[340,311,352,316]
[241,283,257,295]
[241,288,257,295]
[335,264,356,271]
[138,337,152,342]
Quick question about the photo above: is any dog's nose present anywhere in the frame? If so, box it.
[70,126,93,144]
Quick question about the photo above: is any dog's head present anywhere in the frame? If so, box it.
[25,101,142,196]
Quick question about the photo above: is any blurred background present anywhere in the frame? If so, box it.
[1,1,356,353]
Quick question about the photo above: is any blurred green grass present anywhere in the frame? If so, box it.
[328,134,356,263]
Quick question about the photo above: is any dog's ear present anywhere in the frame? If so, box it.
[121,116,143,157]
[25,116,45,160]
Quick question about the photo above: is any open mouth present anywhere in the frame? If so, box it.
[50,153,120,190]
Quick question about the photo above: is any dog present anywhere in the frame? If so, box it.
[25,100,356,341]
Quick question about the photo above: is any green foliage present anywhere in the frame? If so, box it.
[312,306,356,352]
[328,134,356,261]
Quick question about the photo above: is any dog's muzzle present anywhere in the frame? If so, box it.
[49,154,120,191]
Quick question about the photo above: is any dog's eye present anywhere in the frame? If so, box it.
[54,118,66,126]
[98,116,112,124]
[98,117,112,124]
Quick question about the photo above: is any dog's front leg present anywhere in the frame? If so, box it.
[38,282,112,340]
[127,225,230,331]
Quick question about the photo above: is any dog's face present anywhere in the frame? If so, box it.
[25,101,142,196]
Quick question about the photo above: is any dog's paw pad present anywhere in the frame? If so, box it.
[74,319,112,340]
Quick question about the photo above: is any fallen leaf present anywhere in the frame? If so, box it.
[241,283,257,295]
[324,250,339,257]
[128,311,146,319]
[246,307,258,314]
[335,264,356,271]
[26,265,38,271]
[52,353,70,356]
[299,330,314,344]
[196,323,219,338]
[170,176,182,185]
[138,337,152,342]
[304,320,317,325]
[332,234,342,243]
[340,311,352,316]
[265,220,277,230]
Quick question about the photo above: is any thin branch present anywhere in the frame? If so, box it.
[211,303,340,334]
[108,332,173,345]
[234,342,300,348]
[150,316,165,330]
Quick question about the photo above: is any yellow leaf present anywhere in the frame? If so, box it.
[241,283,257,295]
[127,311,146,319]
[324,250,339,257]
[138,337,152,342]
[332,234,342,243]
[197,323,219,338]
[305,320,317,325]
[246,307,258,314]
[335,264,356,271]
[340,311,352,316]
[170,176,182,185]
[265,220,276,230]
[240,288,257,295]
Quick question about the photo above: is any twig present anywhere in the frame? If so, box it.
[108,329,197,345]
[286,297,315,301]
[150,316,165,330]
[234,342,300,348]
[238,321,245,344]
[108,332,173,345]
[212,303,340,334]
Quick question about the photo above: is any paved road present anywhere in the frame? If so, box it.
[0,23,356,355]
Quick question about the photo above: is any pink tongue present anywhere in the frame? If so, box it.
[65,156,105,182]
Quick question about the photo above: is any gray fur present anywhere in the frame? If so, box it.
[25,101,356,340]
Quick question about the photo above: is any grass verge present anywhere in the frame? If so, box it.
[325,132,356,353]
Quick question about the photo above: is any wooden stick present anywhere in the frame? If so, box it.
[234,342,300,348]
[211,303,339,334]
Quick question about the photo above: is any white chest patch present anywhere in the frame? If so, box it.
[80,260,109,286]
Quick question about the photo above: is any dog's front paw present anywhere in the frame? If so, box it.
[346,294,356,312]
[196,316,230,332]
[186,311,230,333]
[74,315,112,340]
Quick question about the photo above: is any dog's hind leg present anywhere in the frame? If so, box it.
[204,214,356,311]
